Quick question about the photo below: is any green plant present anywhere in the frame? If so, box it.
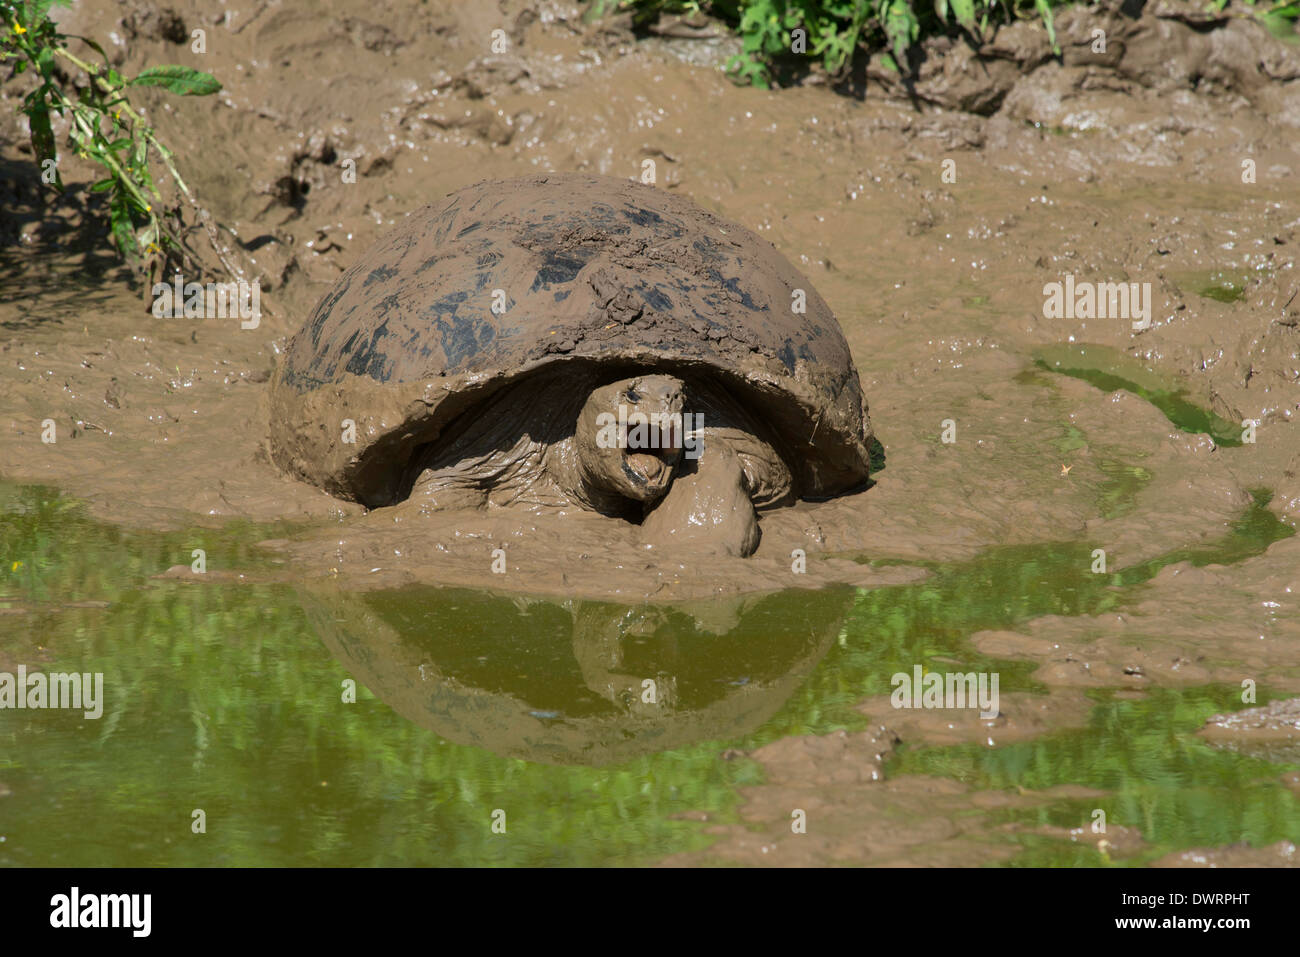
[716,0,1063,83]
[588,1,1299,88]
[1,0,221,267]
[587,0,1064,85]
[1233,0,1300,37]
[729,0,875,86]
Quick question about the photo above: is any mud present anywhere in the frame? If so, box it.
[3,0,1300,866]
[1199,696,1300,762]
[1154,840,1299,867]
[660,689,1109,866]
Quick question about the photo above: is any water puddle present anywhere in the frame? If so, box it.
[0,481,1292,865]
[890,685,1300,866]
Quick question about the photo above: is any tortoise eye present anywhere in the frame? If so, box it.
[624,389,641,402]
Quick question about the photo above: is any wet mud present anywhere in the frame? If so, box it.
[3,0,1300,866]
[1200,696,1300,763]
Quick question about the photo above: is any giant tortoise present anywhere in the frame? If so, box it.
[269,173,873,556]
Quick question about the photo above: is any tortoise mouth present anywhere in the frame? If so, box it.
[622,450,676,496]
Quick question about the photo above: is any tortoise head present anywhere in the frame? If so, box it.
[574,374,686,505]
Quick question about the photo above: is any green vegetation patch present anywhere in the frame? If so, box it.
[1034,343,1245,447]
[586,1,1300,87]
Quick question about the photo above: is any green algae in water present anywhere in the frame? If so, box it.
[888,685,1300,867]
[0,480,1293,866]
[1115,487,1294,584]
[1034,343,1243,447]
[1173,267,1266,304]
[1049,422,1088,456]
[1193,270,1247,304]
[1198,283,1245,304]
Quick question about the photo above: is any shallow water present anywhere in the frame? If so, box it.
[2,481,1293,866]
[892,685,1300,866]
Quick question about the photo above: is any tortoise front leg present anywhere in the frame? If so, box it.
[640,441,760,557]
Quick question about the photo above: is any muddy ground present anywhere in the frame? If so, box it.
[2,0,1299,865]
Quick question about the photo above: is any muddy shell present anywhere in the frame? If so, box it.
[270,173,873,507]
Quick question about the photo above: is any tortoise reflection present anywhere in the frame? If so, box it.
[300,584,856,766]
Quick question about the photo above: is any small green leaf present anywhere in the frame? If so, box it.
[129,65,221,96]
[1034,0,1059,54]
[951,0,977,30]
[78,35,112,68]
[884,0,918,65]
[27,98,57,165]
[110,192,138,258]
[89,177,116,193]
[35,45,54,78]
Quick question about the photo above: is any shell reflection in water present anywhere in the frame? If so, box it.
[299,583,856,765]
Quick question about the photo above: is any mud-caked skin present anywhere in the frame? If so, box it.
[268,173,874,557]
[406,369,687,517]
